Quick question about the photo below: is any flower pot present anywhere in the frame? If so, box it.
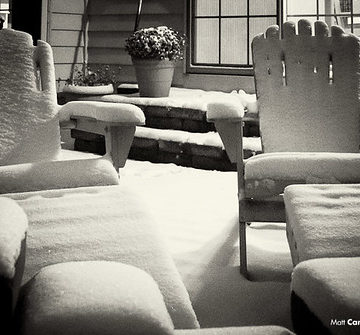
[132,58,175,97]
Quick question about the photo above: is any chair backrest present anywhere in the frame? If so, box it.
[252,20,360,153]
[0,29,60,166]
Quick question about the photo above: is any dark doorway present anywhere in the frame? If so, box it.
[11,0,42,42]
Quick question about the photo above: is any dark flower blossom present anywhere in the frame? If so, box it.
[125,26,186,61]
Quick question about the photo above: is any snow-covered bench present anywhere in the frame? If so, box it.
[1,191,295,335]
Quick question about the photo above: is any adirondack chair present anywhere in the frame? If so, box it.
[0,28,145,194]
[207,20,360,278]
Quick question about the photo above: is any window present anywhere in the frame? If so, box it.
[187,0,360,75]
[284,0,360,35]
[187,0,280,75]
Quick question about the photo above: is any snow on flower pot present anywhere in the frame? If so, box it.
[132,58,175,97]
[62,83,114,95]
[63,64,121,97]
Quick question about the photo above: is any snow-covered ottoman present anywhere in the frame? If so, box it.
[17,261,175,335]
[291,257,360,335]
[284,184,360,265]
[5,185,199,329]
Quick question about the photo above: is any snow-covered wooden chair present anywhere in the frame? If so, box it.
[0,28,145,194]
[0,198,293,335]
[207,20,360,278]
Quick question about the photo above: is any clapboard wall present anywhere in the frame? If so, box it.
[48,0,185,89]
[87,0,185,85]
[48,0,255,92]
[47,0,86,90]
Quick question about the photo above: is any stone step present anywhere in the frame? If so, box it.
[61,87,261,170]
[58,87,259,136]
[72,127,262,171]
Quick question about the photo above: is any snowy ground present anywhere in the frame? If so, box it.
[120,160,293,330]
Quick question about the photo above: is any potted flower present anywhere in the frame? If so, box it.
[63,64,122,95]
[125,26,186,97]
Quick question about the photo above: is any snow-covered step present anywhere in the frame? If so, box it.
[129,127,262,171]
[59,87,259,136]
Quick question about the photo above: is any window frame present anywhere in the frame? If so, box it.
[186,0,283,76]
[186,0,360,76]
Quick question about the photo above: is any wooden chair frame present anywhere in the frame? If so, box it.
[209,20,360,278]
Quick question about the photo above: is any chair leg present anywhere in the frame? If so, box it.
[239,221,248,278]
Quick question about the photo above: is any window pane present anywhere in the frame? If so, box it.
[353,18,360,36]
[287,0,317,15]
[250,0,277,15]
[249,17,277,63]
[194,19,219,64]
[355,0,360,13]
[221,18,247,64]
[318,0,334,15]
[221,0,247,16]
[318,0,352,15]
[195,0,219,16]
[340,0,353,12]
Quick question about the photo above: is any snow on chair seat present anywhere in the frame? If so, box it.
[245,152,360,198]
[284,184,360,266]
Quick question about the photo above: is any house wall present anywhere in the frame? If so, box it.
[47,0,86,90]
[48,0,255,93]
[87,0,185,86]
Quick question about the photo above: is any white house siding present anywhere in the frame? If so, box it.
[47,0,256,92]
[47,0,185,89]
[47,0,86,90]
[87,0,185,86]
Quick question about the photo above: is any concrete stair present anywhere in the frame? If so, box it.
[60,88,261,171]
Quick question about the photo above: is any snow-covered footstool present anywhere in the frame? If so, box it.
[17,261,175,335]
[284,184,360,265]
[291,257,360,335]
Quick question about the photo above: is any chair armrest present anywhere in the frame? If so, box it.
[58,101,145,171]
[206,99,245,122]
[206,100,245,164]
[58,101,145,126]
